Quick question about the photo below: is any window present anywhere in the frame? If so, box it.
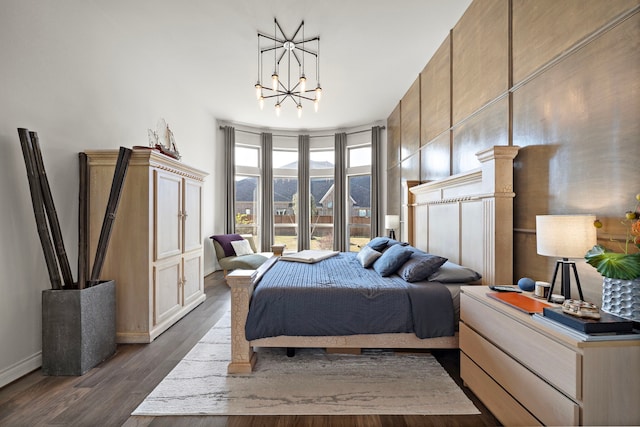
[310,144,335,250]
[233,133,261,247]
[234,175,258,238]
[235,146,259,168]
[348,174,371,251]
[349,146,371,168]
[230,127,376,252]
[346,134,372,251]
[310,177,334,249]
[273,145,298,249]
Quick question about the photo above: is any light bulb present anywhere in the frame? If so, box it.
[275,102,281,116]
[314,98,319,112]
[259,96,264,110]
[272,73,278,91]
[299,75,306,94]
[255,82,262,100]
[315,85,322,101]
[297,104,302,118]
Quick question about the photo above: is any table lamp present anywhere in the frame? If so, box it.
[385,215,400,240]
[536,215,597,301]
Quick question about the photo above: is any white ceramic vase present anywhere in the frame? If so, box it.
[601,277,640,322]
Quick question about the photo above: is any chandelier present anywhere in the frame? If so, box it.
[255,18,322,117]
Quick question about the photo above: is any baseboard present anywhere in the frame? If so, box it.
[0,351,42,388]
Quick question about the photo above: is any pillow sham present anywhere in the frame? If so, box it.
[366,236,390,252]
[428,261,482,283]
[366,236,410,253]
[396,253,448,283]
[210,234,244,257]
[373,244,413,277]
[356,245,382,268]
[230,239,254,256]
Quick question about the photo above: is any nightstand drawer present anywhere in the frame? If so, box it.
[461,353,542,426]
[461,293,580,400]
[461,323,579,426]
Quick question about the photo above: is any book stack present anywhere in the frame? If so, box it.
[533,307,639,342]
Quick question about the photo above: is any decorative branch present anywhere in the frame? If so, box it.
[89,147,132,286]
[17,128,62,290]
[29,131,75,289]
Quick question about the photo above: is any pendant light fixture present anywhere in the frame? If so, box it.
[255,18,322,117]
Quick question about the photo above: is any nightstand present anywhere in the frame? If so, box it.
[460,285,640,426]
[271,244,286,257]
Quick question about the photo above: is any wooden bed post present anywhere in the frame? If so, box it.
[225,257,278,373]
[226,269,258,373]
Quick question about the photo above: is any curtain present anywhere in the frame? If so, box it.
[298,135,310,251]
[370,126,383,238]
[260,133,273,252]
[223,126,235,234]
[333,132,347,251]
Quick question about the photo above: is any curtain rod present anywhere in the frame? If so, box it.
[219,126,385,138]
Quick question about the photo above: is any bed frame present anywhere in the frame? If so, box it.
[226,146,519,373]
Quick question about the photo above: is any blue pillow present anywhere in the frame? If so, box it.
[366,237,390,252]
[396,253,448,282]
[356,245,382,268]
[384,238,407,249]
[373,244,413,277]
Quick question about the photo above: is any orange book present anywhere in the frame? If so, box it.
[487,292,552,314]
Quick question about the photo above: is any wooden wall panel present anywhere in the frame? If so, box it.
[401,152,420,183]
[386,164,400,216]
[512,13,640,299]
[400,154,420,239]
[420,34,451,145]
[386,0,638,306]
[452,97,509,174]
[452,0,509,125]
[512,0,639,84]
[513,13,639,219]
[401,77,421,161]
[420,132,451,182]
[387,104,401,169]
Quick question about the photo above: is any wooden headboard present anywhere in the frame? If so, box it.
[408,146,519,285]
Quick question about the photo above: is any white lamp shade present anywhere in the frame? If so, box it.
[385,215,400,230]
[536,215,597,258]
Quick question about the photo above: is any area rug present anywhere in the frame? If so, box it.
[132,310,479,416]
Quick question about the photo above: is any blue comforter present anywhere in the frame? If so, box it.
[245,252,455,340]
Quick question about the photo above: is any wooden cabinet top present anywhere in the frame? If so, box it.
[85,148,208,181]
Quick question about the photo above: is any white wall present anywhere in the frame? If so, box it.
[0,0,386,388]
[0,1,224,387]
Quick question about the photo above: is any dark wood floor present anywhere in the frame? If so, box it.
[0,272,500,427]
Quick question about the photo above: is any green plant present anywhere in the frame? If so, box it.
[585,194,640,280]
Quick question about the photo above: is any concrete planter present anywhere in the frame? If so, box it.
[42,280,116,376]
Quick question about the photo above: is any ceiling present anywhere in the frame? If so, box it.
[104,0,472,131]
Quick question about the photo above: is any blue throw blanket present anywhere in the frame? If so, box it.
[245,252,455,340]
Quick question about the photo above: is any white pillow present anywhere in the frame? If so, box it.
[230,239,254,256]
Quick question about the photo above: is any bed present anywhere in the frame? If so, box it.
[227,146,519,373]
